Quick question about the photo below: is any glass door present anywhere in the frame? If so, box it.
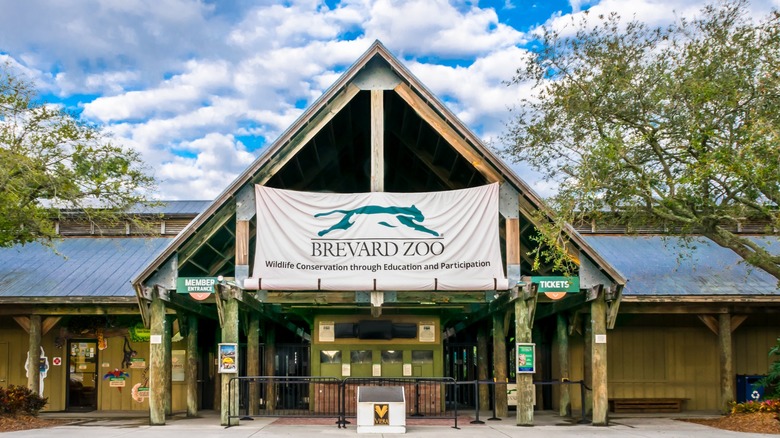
[67,340,98,411]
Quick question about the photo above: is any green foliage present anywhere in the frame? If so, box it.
[0,385,48,416]
[0,63,157,248]
[757,337,780,398]
[729,399,780,414]
[503,0,780,282]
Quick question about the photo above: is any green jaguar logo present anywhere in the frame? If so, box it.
[315,205,440,237]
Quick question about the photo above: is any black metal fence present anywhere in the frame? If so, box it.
[227,376,590,428]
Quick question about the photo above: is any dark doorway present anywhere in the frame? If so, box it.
[66,340,98,411]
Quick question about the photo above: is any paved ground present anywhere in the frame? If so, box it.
[8,410,775,438]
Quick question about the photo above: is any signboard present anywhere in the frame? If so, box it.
[177,277,217,300]
[418,322,436,342]
[109,377,126,387]
[374,404,390,425]
[129,323,151,342]
[516,343,536,373]
[218,343,238,373]
[245,184,508,291]
[129,358,146,369]
[319,321,335,342]
[530,276,580,293]
[172,350,185,381]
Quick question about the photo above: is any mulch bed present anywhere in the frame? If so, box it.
[0,414,71,432]
[682,412,780,435]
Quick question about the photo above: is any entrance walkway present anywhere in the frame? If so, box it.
[25,410,772,438]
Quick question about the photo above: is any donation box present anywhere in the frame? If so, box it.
[357,386,406,434]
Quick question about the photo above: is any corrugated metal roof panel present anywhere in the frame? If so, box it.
[582,235,779,296]
[0,238,172,298]
[125,200,210,215]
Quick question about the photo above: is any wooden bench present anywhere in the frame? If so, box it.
[608,398,687,413]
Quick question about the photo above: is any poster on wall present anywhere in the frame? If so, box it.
[516,343,536,374]
[218,343,238,373]
[418,322,436,342]
[319,321,335,342]
[172,350,186,381]
[245,183,509,291]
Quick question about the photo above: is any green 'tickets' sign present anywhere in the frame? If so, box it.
[530,276,580,293]
[176,277,218,294]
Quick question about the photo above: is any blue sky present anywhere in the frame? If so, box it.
[1,0,777,199]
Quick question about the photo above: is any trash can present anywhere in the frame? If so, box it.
[356,386,405,434]
[736,375,766,403]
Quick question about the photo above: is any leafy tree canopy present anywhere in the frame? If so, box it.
[0,64,156,248]
[503,0,780,282]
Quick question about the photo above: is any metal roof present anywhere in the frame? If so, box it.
[124,200,210,215]
[0,238,172,298]
[583,235,779,296]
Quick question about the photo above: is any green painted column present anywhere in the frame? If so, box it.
[557,313,571,417]
[220,295,239,426]
[515,299,533,426]
[583,320,593,418]
[591,292,608,426]
[186,313,198,417]
[247,312,261,415]
[477,325,490,411]
[149,291,167,425]
[265,323,276,412]
[164,314,173,416]
[492,312,508,417]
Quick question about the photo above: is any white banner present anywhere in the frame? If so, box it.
[244,183,509,291]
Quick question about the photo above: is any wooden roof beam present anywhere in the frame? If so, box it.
[252,84,360,186]
[393,82,503,184]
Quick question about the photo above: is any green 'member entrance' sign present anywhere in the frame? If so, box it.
[176,277,218,294]
[530,276,579,293]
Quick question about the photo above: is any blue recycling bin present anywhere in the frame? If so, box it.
[736,375,766,403]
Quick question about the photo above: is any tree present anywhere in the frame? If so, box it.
[503,0,780,282]
[0,64,156,247]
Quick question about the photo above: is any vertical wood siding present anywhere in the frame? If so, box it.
[0,322,187,412]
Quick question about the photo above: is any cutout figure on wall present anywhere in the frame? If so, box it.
[24,346,49,396]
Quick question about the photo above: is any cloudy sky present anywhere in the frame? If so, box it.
[1,0,778,200]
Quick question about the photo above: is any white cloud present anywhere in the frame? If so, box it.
[3,0,777,201]
[364,0,525,56]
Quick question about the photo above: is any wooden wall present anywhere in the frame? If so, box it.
[550,321,779,412]
[0,318,187,412]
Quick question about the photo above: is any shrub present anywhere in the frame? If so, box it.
[757,337,780,399]
[0,385,48,416]
[729,399,780,414]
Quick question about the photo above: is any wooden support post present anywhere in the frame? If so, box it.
[149,290,167,425]
[583,318,593,417]
[368,90,385,316]
[492,312,508,417]
[371,89,384,192]
[516,295,534,426]
[719,313,734,413]
[27,315,41,395]
[164,314,173,416]
[186,313,198,417]
[236,219,250,285]
[221,293,240,426]
[247,312,261,415]
[264,323,277,412]
[557,313,571,417]
[591,289,608,426]
[477,324,489,411]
